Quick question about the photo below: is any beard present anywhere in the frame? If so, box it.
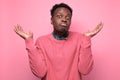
[58,27,67,32]
[56,25,70,33]
[53,24,70,35]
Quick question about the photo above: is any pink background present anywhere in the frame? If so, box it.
[0,0,120,80]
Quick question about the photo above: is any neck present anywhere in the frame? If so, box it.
[52,31,69,40]
[54,30,68,37]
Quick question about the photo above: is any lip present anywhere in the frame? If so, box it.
[60,23,67,26]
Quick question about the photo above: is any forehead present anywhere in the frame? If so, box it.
[54,7,71,15]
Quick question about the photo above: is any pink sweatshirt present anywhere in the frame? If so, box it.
[25,31,93,80]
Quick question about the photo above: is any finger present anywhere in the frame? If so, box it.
[97,22,103,27]
[96,23,103,30]
[95,26,103,33]
[19,26,23,31]
[14,25,18,33]
[16,24,21,31]
[17,24,21,30]
[14,24,19,31]
[98,23,103,30]
[16,24,24,32]
[29,30,33,36]
[14,24,22,34]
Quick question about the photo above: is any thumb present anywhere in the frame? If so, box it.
[29,30,33,37]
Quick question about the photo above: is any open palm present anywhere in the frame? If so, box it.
[14,24,33,39]
[84,22,103,37]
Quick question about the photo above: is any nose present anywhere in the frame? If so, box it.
[61,17,67,22]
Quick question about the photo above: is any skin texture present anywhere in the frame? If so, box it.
[51,7,72,36]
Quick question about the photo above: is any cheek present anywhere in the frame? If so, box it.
[53,20,60,26]
[68,21,71,25]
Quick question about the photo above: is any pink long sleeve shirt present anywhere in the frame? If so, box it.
[25,31,93,80]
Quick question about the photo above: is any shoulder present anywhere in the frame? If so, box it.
[36,33,52,42]
[68,31,91,41]
[69,31,83,38]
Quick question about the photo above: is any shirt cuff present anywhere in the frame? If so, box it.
[25,38,35,50]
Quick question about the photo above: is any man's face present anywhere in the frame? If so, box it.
[51,7,72,33]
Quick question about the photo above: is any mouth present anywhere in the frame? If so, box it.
[60,23,67,27]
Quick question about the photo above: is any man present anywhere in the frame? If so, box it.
[14,3,103,80]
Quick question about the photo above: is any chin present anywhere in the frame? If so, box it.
[58,28,67,32]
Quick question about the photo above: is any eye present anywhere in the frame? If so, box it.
[57,15,62,18]
[66,16,71,20]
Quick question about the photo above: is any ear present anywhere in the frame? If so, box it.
[51,17,53,24]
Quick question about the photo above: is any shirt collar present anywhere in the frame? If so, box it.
[52,31,69,40]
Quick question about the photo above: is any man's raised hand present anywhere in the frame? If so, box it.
[83,22,103,37]
[14,24,33,39]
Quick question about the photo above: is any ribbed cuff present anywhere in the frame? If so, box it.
[25,38,35,50]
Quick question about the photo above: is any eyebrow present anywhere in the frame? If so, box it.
[56,12,71,16]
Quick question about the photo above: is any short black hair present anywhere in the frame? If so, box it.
[50,3,73,17]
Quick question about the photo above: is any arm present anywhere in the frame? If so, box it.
[78,35,93,75]
[78,22,103,74]
[25,38,47,78]
[14,25,47,78]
